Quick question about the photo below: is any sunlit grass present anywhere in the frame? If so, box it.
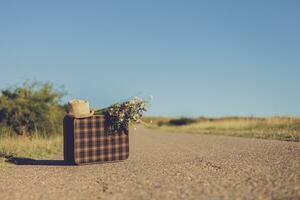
[0,128,62,168]
[143,116,300,142]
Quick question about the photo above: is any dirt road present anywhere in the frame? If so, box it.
[0,128,299,200]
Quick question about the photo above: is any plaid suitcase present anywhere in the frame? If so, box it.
[63,115,129,165]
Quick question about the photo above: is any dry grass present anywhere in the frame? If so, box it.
[143,116,300,142]
[0,129,62,168]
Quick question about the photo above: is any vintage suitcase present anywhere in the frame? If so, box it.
[63,115,129,165]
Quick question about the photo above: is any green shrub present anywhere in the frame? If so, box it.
[167,117,197,126]
[0,81,66,136]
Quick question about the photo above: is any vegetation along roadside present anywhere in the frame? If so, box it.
[143,116,300,142]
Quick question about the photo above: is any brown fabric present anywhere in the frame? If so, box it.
[63,115,129,165]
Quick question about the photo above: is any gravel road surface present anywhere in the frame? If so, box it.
[0,128,299,200]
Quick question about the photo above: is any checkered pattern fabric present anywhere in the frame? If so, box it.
[64,115,129,165]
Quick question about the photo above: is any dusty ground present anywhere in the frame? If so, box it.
[0,128,299,200]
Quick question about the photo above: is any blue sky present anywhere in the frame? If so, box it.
[0,0,299,117]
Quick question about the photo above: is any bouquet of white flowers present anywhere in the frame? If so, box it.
[94,97,150,132]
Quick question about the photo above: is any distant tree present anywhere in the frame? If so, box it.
[0,81,66,136]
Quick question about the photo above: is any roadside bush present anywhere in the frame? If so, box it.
[158,117,197,126]
[0,81,66,136]
[168,117,197,126]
